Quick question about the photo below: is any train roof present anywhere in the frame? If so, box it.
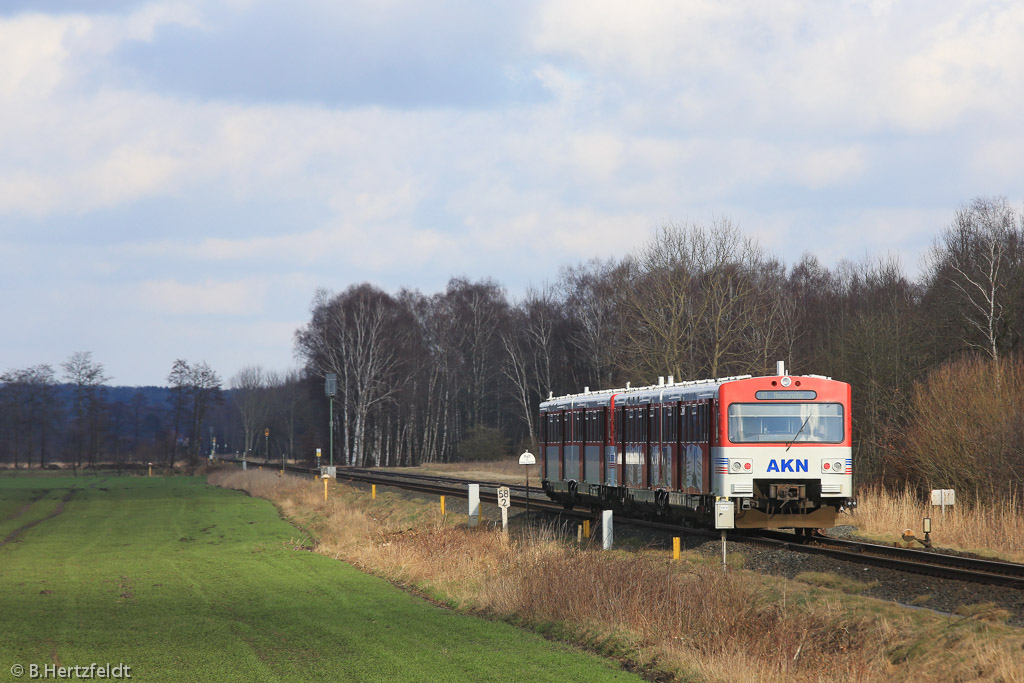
[539,374,750,410]
[539,372,837,410]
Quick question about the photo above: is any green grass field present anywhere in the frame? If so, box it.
[0,476,638,681]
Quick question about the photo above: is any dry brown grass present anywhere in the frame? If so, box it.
[386,458,540,484]
[209,468,1024,682]
[851,485,1024,563]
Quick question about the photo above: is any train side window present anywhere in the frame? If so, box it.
[699,403,708,441]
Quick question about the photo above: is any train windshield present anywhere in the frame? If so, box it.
[728,403,844,444]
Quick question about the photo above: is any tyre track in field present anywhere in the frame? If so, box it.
[0,487,81,548]
[2,489,51,524]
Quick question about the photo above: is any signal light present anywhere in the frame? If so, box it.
[823,462,831,470]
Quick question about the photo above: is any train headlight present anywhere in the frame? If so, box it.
[729,459,752,473]
[822,459,846,474]
[731,461,742,472]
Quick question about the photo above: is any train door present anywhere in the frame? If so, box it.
[625,405,644,488]
[682,403,703,493]
[661,402,677,490]
[565,409,582,482]
[607,405,623,487]
[542,410,563,482]
[583,408,603,485]
[648,404,660,489]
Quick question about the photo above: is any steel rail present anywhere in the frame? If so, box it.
[223,460,1024,588]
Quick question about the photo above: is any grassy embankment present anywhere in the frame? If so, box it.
[210,466,1024,682]
[0,475,640,682]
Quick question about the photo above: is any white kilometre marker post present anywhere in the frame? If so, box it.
[497,486,511,532]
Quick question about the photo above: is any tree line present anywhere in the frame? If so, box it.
[0,355,230,474]
[2,195,1022,501]
[292,196,1024,501]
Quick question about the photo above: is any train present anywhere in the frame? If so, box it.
[539,362,854,531]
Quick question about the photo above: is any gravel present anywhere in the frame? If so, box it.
[686,528,1024,626]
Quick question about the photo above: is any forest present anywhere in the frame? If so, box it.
[2,196,1022,502]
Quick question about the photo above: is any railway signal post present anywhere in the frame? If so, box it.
[325,374,337,468]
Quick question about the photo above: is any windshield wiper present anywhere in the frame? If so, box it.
[785,416,811,452]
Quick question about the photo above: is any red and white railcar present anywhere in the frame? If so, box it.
[539,364,854,529]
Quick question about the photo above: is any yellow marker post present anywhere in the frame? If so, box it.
[148,464,152,478]
[673,537,680,560]
[259,465,262,471]
[324,478,328,502]
[440,496,446,516]
[372,484,376,500]
[583,520,590,538]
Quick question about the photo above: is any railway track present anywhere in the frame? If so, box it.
[226,459,1024,590]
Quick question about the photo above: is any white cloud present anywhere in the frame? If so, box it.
[3,0,1024,384]
[137,277,267,315]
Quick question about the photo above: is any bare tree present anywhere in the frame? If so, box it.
[614,219,772,381]
[186,361,223,472]
[164,359,222,471]
[925,196,1024,363]
[230,365,270,459]
[166,359,190,467]
[560,258,623,389]
[295,285,413,466]
[62,351,110,471]
[269,368,306,463]
[0,365,61,469]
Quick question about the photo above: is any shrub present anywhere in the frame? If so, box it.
[903,355,1024,502]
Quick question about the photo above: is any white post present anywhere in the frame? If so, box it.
[601,510,613,550]
[501,506,508,532]
[242,459,247,471]
[468,484,480,528]
[721,530,727,569]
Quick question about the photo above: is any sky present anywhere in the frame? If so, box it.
[2,1,1022,387]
